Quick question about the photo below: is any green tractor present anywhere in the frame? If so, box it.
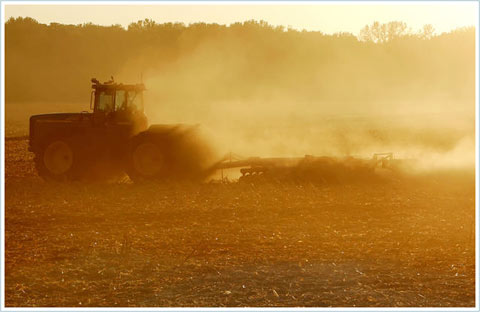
[29,78,215,182]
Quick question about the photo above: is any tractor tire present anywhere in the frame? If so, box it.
[34,136,86,181]
[126,133,169,182]
[126,127,216,183]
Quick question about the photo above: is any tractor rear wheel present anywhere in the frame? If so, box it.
[126,127,218,183]
[126,134,168,182]
[131,142,165,179]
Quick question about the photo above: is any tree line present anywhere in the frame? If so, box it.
[5,17,475,111]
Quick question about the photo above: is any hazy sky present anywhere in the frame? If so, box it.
[4,2,478,35]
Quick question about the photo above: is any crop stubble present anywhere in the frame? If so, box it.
[4,137,475,307]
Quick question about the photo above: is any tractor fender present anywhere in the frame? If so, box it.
[146,123,200,135]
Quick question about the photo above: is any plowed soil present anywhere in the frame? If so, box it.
[4,137,475,307]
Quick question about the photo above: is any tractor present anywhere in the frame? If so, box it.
[29,78,405,184]
[29,78,215,182]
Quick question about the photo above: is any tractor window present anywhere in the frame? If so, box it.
[115,90,127,111]
[127,91,144,112]
[96,90,114,112]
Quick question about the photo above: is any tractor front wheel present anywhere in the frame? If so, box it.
[34,137,84,181]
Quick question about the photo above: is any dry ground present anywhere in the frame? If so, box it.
[4,137,476,307]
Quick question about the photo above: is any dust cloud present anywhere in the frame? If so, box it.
[136,49,474,173]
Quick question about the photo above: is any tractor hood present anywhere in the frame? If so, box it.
[29,112,93,133]
[29,113,93,151]
[30,112,91,123]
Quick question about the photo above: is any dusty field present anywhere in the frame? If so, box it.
[4,137,476,307]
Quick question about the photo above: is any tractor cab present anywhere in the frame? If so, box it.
[90,78,148,131]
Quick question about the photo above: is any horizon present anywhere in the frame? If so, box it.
[4,2,478,35]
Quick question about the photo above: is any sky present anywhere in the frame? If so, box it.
[4,2,478,35]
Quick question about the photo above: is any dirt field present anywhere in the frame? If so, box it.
[5,138,475,307]
[4,134,476,308]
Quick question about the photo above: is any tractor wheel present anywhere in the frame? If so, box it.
[127,127,218,183]
[126,134,168,182]
[34,137,85,181]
